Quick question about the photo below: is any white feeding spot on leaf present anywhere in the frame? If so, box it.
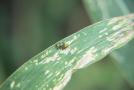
[103,47,113,54]
[99,32,108,38]
[53,70,72,90]
[98,35,103,38]
[31,59,39,66]
[77,49,85,54]
[25,67,28,71]
[60,47,77,55]
[104,32,108,35]
[46,73,53,78]
[66,35,78,45]
[41,51,48,58]
[107,17,122,25]
[41,50,52,59]
[90,47,98,53]
[112,24,123,31]
[65,61,68,65]
[10,81,15,89]
[82,32,87,36]
[70,47,77,54]
[106,36,114,42]
[55,71,61,77]
[58,74,64,81]
[99,28,107,33]
[67,57,76,67]
[16,83,21,88]
[41,54,46,59]
[45,70,50,75]
[39,52,60,64]
[59,48,71,55]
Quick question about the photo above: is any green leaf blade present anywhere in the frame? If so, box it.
[0,14,134,90]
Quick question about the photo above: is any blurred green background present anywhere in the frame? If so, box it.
[0,0,134,90]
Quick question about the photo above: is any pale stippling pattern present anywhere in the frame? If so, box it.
[74,47,97,69]
[66,35,79,45]
[99,28,107,33]
[107,17,122,25]
[0,14,134,90]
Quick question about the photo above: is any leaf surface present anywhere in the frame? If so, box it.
[0,14,134,90]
